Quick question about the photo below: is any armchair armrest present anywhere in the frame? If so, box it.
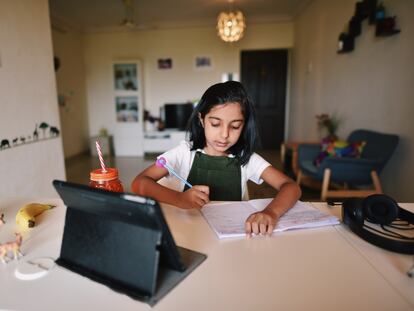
[298,144,321,163]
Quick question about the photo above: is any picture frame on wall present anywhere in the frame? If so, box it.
[115,96,138,123]
[194,55,213,71]
[114,63,138,91]
[157,58,173,70]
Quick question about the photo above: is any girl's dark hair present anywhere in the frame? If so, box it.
[187,81,257,166]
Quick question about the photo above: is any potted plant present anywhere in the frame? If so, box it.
[315,113,341,140]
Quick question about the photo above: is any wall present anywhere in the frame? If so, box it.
[83,22,294,145]
[0,0,66,198]
[290,0,414,200]
[52,28,89,158]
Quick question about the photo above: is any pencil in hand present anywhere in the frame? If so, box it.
[156,157,193,188]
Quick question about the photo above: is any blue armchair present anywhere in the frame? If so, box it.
[296,129,399,201]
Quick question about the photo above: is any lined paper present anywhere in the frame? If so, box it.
[201,199,339,239]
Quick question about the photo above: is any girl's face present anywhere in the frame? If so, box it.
[200,102,244,156]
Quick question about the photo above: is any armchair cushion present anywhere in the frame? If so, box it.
[314,139,366,166]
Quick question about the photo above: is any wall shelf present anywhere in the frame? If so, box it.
[337,0,401,54]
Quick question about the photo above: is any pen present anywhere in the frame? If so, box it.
[156,157,193,189]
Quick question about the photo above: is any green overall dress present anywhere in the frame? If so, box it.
[184,151,242,201]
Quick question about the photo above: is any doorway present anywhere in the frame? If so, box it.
[241,49,288,150]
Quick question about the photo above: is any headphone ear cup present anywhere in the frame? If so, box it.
[343,198,365,227]
[363,194,398,225]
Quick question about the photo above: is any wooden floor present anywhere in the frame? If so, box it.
[65,149,320,201]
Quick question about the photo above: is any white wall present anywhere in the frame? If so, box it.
[83,22,293,138]
[52,28,89,158]
[0,0,65,198]
[290,0,414,201]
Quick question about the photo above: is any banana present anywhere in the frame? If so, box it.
[16,203,56,228]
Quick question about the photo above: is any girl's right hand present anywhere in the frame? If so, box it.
[177,185,209,209]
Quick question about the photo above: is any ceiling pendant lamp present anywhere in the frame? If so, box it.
[217,1,246,43]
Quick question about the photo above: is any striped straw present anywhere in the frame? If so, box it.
[95,140,107,173]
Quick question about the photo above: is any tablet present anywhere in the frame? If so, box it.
[53,180,206,306]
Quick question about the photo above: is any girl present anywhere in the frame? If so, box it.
[131,81,301,236]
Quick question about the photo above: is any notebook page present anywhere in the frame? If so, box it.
[201,201,258,238]
[274,200,340,232]
[201,200,339,239]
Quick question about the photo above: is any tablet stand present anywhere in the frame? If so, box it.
[56,206,206,306]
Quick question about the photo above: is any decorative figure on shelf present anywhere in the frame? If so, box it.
[0,233,23,264]
[49,126,60,137]
[39,122,49,138]
[0,139,10,149]
[33,124,39,141]
[408,258,414,278]
[0,122,62,153]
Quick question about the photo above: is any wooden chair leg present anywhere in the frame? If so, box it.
[292,148,299,176]
[320,170,382,200]
[296,170,302,185]
[371,170,383,194]
[321,169,331,201]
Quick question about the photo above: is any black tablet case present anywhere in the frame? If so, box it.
[53,180,206,306]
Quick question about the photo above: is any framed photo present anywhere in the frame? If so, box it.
[115,96,138,122]
[158,58,172,70]
[114,63,138,91]
[194,55,213,71]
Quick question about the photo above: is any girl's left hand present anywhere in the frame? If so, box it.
[245,209,279,236]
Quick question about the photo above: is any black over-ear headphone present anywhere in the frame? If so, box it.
[342,194,414,254]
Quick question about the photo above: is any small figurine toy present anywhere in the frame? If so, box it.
[0,232,23,264]
[0,213,5,226]
[408,257,414,278]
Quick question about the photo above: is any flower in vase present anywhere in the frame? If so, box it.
[315,113,341,140]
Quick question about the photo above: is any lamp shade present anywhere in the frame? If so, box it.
[217,10,246,42]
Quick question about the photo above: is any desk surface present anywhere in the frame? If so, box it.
[0,198,413,311]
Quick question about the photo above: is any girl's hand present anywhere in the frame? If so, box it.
[176,185,210,209]
[245,209,279,236]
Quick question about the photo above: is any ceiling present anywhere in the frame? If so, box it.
[49,0,311,33]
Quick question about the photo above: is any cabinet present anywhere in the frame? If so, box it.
[112,60,144,156]
[143,131,187,154]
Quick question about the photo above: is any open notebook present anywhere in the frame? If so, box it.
[201,199,339,239]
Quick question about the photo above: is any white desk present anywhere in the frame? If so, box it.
[0,198,413,311]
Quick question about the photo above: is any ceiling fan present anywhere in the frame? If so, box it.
[120,0,137,29]
[119,0,156,31]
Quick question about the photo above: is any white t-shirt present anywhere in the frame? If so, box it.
[157,141,271,200]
